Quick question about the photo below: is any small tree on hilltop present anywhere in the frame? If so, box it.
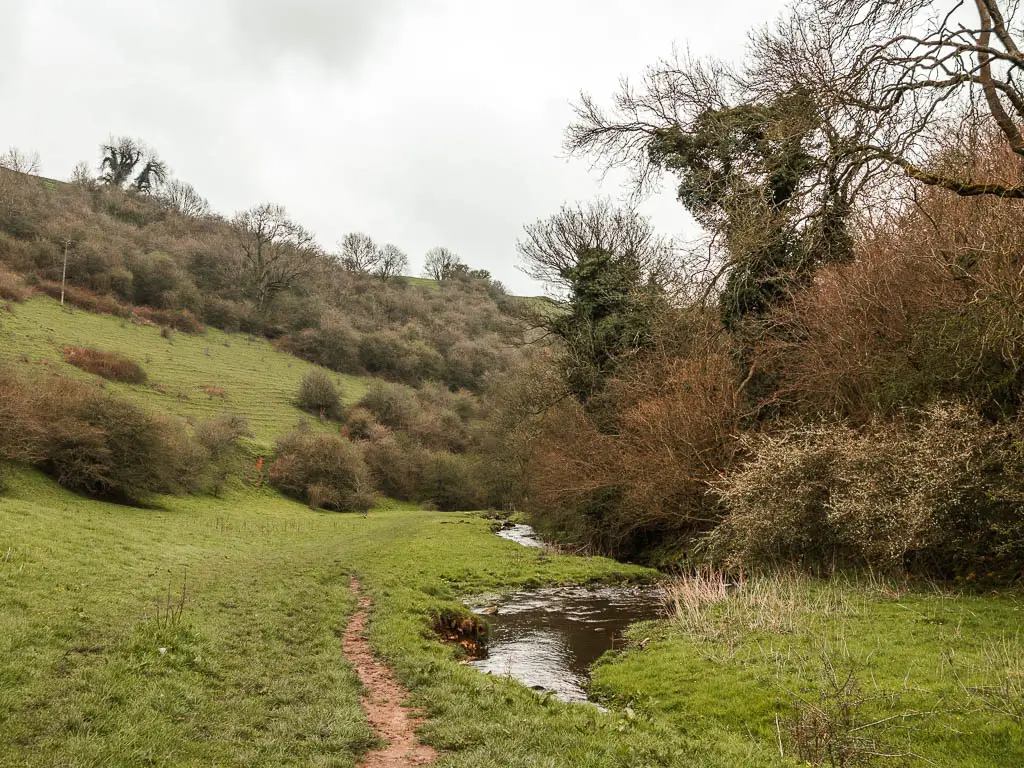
[340,232,381,273]
[423,246,467,281]
[0,147,41,175]
[376,243,409,282]
[232,202,321,310]
[159,179,211,218]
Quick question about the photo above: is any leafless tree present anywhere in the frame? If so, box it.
[816,0,1024,197]
[376,243,409,281]
[423,246,466,281]
[339,232,381,273]
[69,161,95,187]
[0,147,41,175]
[518,198,674,299]
[232,203,321,310]
[159,179,211,218]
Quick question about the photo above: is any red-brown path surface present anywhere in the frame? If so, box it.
[343,578,436,767]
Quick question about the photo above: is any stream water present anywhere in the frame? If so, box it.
[472,524,664,703]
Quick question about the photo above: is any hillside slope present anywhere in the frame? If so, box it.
[0,296,364,444]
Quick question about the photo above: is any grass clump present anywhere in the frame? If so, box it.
[61,346,147,383]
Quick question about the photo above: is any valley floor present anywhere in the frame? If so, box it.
[0,469,1020,767]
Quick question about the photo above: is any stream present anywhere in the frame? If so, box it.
[471,524,664,703]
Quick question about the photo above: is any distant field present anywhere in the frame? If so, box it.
[403,275,440,290]
[0,296,368,445]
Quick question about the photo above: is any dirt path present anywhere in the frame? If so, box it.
[344,578,436,768]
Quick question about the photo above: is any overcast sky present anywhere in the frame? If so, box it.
[1,0,785,294]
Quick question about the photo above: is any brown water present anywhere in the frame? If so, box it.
[467,583,665,703]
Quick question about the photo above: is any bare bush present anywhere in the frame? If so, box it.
[269,430,374,512]
[713,403,1024,574]
[0,272,29,302]
[0,147,41,175]
[61,347,147,384]
[0,365,202,501]
[296,369,341,419]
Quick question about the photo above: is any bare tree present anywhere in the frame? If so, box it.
[339,232,381,273]
[232,203,321,310]
[816,0,1024,198]
[159,179,211,217]
[423,246,466,281]
[519,199,673,296]
[69,161,95,187]
[0,147,41,175]
[376,243,409,281]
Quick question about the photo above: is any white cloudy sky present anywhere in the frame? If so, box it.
[0,0,785,294]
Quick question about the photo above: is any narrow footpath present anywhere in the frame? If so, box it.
[343,578,436,768]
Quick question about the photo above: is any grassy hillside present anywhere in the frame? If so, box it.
[0,296,366,444]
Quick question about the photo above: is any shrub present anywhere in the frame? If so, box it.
[358,380,418,429]
[343,406,377,440]
[524,329,741,558]
[61,347,147,384]
[194,412,252,459]
[269,430,374,512]
[358,330,445,385]
[363,428,423,500]
[133,306,204,334]
[36,281,130,317]
[418,451,486,511]
[0,366,201,502]
[195,412,252,494]
[278,312,362,373]
[201,297,248,332]
[712,403,1024,576]
[296,369,341,419]
[0,272,29,302]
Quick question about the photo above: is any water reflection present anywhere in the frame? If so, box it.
[494,523,546,548]
[468,584,664,703]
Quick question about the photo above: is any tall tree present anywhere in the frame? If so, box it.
[820,0,1024,198]
[232,203,321,310]
[565,15,888,328]
[518,200,673,403]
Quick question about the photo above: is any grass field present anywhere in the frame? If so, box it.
[0,296,367,444]
[2,465,1021,767]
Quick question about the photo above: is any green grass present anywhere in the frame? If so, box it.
[591,574,1024,767]
[404,276,441,290]
[2,468,1021,766]
[0,296,368,444]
